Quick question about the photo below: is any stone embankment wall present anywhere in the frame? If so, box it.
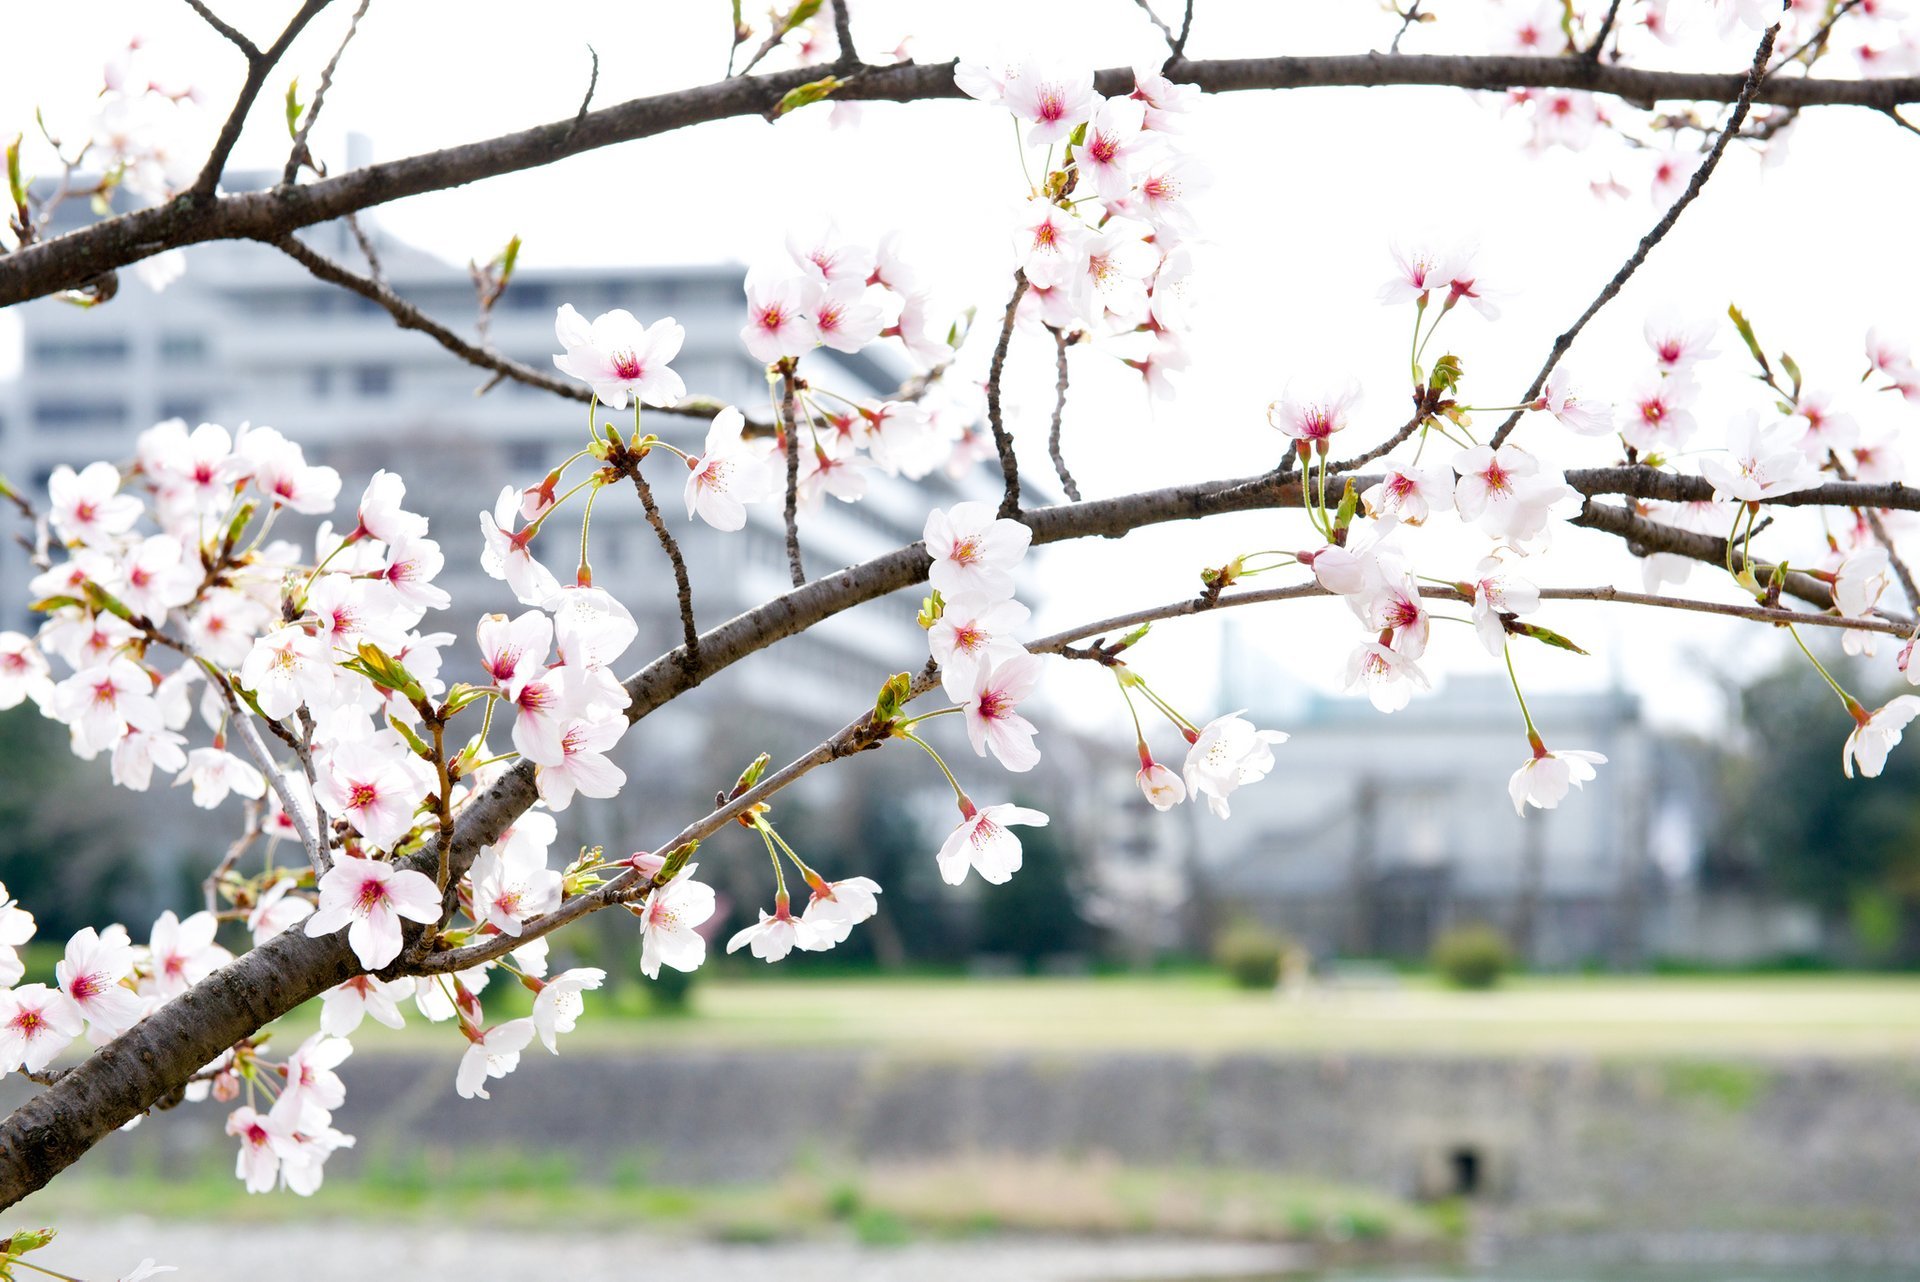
[43,1051,1920,1238]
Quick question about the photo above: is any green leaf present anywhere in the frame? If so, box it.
[730,752,771,798]
[916,589,945,629]
[356,642,425,701]
[388,714,431,759]
[1779,351,1803,401]
[772,74,844,118]
[1727,303,1772,382]
[440,683,490,715]
[776,0,824,37]
[1332,479,1360,534]
[873,671,912,724]
[731,0,747,41]
[1,1227,55,1256]
[1507,621,1589,656]
[1117,622,1152,650]
[497,234,521,286]
[658,840,699,882]
[284,77,304,139]
[1427,352,1464,397]
[5,133,25,209]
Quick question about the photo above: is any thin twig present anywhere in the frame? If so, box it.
[204,799,263,917]
[986,272,1029,519]
[1584,0,1624,61]
[282,0,373,186]
[1133,0,1179,54]
[180,0,260,57]
[831,0,858,66]
[190,0,336,200]
[631,461,702,673]
[1885,107,1920,138]
[1772,0,1863,73]
[570,45,602,138]
[1173,0,1195,58]
[1488,20,1782,450]
[344,211,382,280]
[1045,325,1082,502]
[781,366,805,587]
[1390,3,1426,55]
[1331,412,1424,474]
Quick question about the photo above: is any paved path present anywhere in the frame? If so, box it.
[41,1221,1304,1282]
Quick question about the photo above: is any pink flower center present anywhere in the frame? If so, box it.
[612,351,645,381]
[1036,89,1065,123]
[950,536,982,566]
[348,783,378,810]
[68,973,102,1001]
[354,878,390,913]
[976,690,1007,721]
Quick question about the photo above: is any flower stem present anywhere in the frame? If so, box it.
[1787,622,1860,714]
[1502,640,1541,747]
[901,729,969,806]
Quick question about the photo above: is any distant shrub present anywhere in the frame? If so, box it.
[1214,920,1286,990]
[648,963,697,1012]
[1431,925,1512,990]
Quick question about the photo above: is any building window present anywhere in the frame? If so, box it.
[158,400,207,424]
[28,337,130,366]
[353,365,392,396]
[33,400,126,431]
[506,439,548,470]
[159,334,207,363]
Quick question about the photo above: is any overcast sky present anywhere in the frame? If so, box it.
[3,0,1918,740]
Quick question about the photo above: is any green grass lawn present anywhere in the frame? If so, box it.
[300,971,1920,1058]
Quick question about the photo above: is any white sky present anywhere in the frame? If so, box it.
[4,0,1919,739]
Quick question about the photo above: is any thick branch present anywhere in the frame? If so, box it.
[780,367,805,587]
[8,53,1919,307]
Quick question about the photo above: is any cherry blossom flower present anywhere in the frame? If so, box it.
[1536,371,1614,436]
[798,444,869,506]
[1509,746,1607,814]
[316,738,436,851]
[726,901,823,962]
[1361,467,1454,526]
[226,1105,294,1193]
[239,625,336,721]
[1470,556,1542,657]
[799,877,881,946]
[346,469,428,545]
[179,746,267,810]
[937,800,1048,885]
[115,535,199,620]
[0,885,36,988]
[787,223,875,290]
[551,304,686,409]
[1834,546,1893,617]
[111,725,187,791]
[241,427,341,515]
[533,713,628,811]
[1453,444,1539,522]
[1130,64,1199,131]
[1701,413,1822,503]
[476,610,553,700]
[470,841,561,937]
[0,983,84,1074]
[47,462,143,548]
[319,973,411,1036]
[1792,390,1860,457]
[304,855,443,970]
[1182,713,1288,819]
[368,535,452,617]
[51,657,161,756]
[924,502,1032,601]
[1013,199,1089,289]
[117,1260,176,1281]
[278,1033,351,1129]
[1843,696,1920,778]
[1136,750,1187,811]
[929,595,1030,700]
[0,633,53,711]
[1620,373,1698,454]
[1345,641,1430,714]
[480,486,564,609]
[1003,61,1095,145]
[683,410,771,529]
[1071,217,1158,320]
[638,865,717,979]
[1071,95,1148,202]
[741,269,822,365]
[1269,384,1359,447]
[146,910,229,999]
[239,876,311,949]
[1366,572,1431,660]
[456,1019,536,1099]
[1645,313,1718,374]
[274,1109,355,1196]
[1379,241,1462,307]
[1531,90,1602,151]
[810,283,886,354]
[965,653,1043,772]
[57,926,144,1040]
[531,967,606,1052]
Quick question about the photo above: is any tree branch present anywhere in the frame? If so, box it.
[190,0,336,201]
[630,460,701,673]
[180,0,260,57]
[282,0,374,186]
[1489,20,1780,449]
[1045,325,1082,502]
[780,365,805,587]
[9,52,1918,307]
[987,272,1028,519]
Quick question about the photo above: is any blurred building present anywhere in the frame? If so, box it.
[1176,622,1815,968]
